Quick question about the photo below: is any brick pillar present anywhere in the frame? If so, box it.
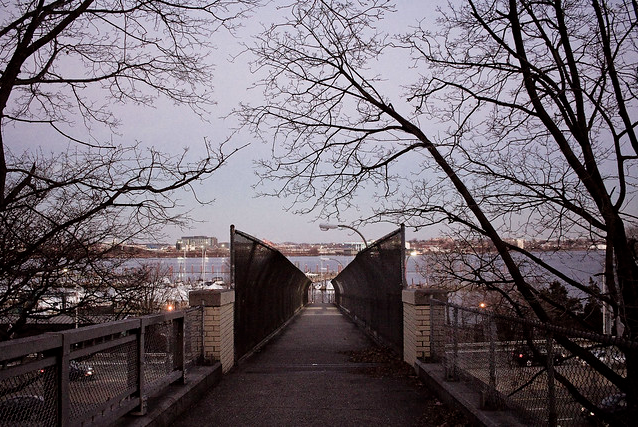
[403,289,448,366]
[189,289,235,373]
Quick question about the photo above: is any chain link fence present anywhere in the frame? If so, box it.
[231,226,311,361]
[433,299,633,426]
[332,226,405,355]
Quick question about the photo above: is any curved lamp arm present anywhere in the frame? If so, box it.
[319,223,368,248]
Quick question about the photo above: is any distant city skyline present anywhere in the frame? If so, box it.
[162,221,412,245]
[135,234,601,251]
[164,222,409,245]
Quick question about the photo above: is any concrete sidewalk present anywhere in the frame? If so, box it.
[171,303,450,426]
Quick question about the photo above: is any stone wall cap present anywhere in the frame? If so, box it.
[402,288,448,305]
[189,289,235,307]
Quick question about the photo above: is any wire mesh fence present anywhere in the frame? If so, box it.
[68,339,137,423]
[144,319,179,390]
[231,226,311,361]
[0,359,57,425]
[332,226,405,354]
[0,310,190,426]
[433,299,633,426]
[184,305,204,367]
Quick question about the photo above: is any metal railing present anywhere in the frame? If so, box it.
[308,287,335,304]
[332,226,405,354]
[231,226,311,361]
[0,309,196,426]
[432,299,634,426]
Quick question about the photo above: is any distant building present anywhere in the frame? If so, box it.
[504,238,526,249]
[348,241,367,252]
[176,236,218,251]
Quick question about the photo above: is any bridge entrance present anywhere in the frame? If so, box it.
[172,296,447,427]
[230,224,406,361]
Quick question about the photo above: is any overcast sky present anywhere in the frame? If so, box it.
[125,0,447,244]
[8,1,448,244]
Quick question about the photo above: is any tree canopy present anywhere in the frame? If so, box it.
[241,0,638,413]
[0,0,255,338]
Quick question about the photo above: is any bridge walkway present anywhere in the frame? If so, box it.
[172,302,444,426]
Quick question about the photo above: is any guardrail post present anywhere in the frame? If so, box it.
[449,306,459,381]
[174,315,185,384]
[402,289,448,367]
[189,289,235,373]
[131,318,147,416]
[547,333,557,426]
[57,333,71,427]
[481,313,499,409]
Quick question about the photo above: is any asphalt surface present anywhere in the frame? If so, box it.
[172,303,440,426]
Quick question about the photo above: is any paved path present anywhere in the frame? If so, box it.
[172,303,438,426]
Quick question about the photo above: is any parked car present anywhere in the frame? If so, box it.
[581,393,627,425]
[69,360,94,381]
[582,349,626,367]
[511,345,563,367]
[0,395,46,421]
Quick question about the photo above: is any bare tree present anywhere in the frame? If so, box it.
[240,0,638,416]
[1,0,255,338]
[106,262,183,317]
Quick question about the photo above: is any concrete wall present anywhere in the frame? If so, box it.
[403,289,447,366]
[189,290,235,373]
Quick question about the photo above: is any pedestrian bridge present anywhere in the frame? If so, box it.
[170,302,436,426]
[0,225,626,426]
[1,225,440,426]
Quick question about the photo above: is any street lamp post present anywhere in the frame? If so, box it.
[320,256,344,274]
[319,223,368,249]
[320,256,344,268]
[405,250,418,286]
[201,246,208,284]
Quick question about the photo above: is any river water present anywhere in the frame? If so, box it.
[410,250,605,287]
[124,250,604,290]
[120,255,356,283]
